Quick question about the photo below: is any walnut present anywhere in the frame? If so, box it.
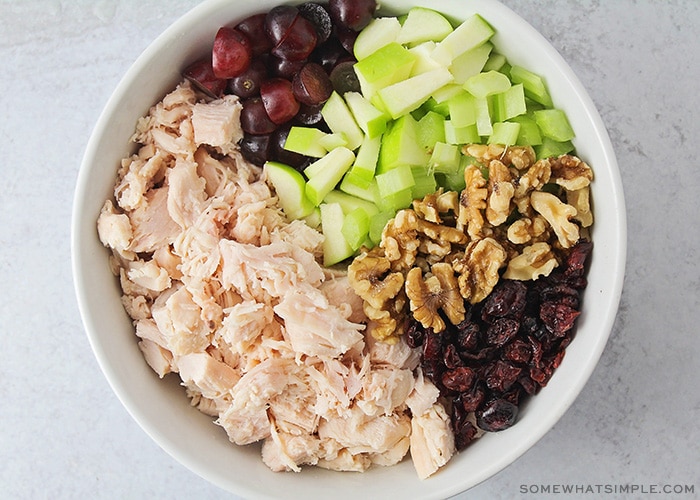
[405,263,465,332]
[381,210,421,271]
[413,189,459,224]
[503,242,559,280]
[364,304,401,344]
[530,191,580,248]
[507,215,549,245]
[501,145,536,170]
[550,154,593,191]
[462,143,535,170]
[348,248,404,310]
[513,158,551,214]
[452,237,507,304]
[457,164,488,238]
[567,186,593,227]
[486,160,515,226]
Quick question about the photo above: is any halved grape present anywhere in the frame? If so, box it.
[334,24,359,54]
[271,124,312,170]
[265,5,300,47]
[239,132,272,166]
[268,55,306,79]
[260,78,301,124]
[182,58,227,98]
[329,60,360,94]
[272,15,319,61]
[294,103,326,127]
[298,2,333,44]
[241,97,277,135]
[292,62,334,105]
[236,13,273,56]
[212,27,252,79]
[311,37,350,73]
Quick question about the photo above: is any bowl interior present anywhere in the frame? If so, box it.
[72,0,626,498]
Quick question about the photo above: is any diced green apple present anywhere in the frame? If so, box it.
[417,111,446,151]
[318,132,348,151]
[304,147,356,205]
[341,208,371,251]
[464,70,511,98]
[264,161,315,220]
[349,134,382,182]
[320,203,355,266]
[430,14,494,66]
[377,67,454,119]
[408,41,442,76]
[354,43,416,100]
[344,91,389,138]
[339,173,381,203]
[321,91,364,151]
[304,207,322,229]
[323,189,379,217]
[353,16,402,60]
[376,164,415,198]
[449,42,492,84]
[284,126,328,157]
[396,7,454,46]
[377,114,429,173]
[431,83,464,104]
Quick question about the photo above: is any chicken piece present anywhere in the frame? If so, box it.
[317,448,372,472]
[167,157,207,229]
[262,426,321,472]
[151,285,210,356]
[357,368,415,417]
[191,94,243,154]
[366,333,420,370]
[274,288,365,359]
[219,300,274,355]
[410,404,455,480]
[405,369,441,417]
[176,351,239,400]
[97,200,133,254]
[138,339,174,378]
[319,275,367,324]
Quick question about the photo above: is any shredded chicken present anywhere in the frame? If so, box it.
[97,80,455,479]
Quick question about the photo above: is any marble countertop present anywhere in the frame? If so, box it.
[1,1,698,498]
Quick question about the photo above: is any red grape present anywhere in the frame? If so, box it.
[271,15,318,61]
[294,103,325,127]
[183,58,227,98]
[239,133,272,166]
[241,97,277,135]
[227,60,268,98]
[328,0,377,31]
[298,2,333,44]
[265,5,300,47]
[212,27,252,79]
[292,62,333,105]
[236,13,273,56]
[329,60,360,94]
[268,55,306,79]
[260,78,300,124]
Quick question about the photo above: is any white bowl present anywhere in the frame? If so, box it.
[72,0,626,498]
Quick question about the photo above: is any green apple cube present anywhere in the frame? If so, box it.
[444,120,480,145]
[533,108,575,142]
[449,42,492,85]
[510,114,542,146]
[447,91,477,128]
[304,147,356,205]
[376,164,415,198]
[318,132,348,151]
[464,70,511,98]
[411,165,438,199]
[354,43,416,100]
[377,67,454,119]
[535,136,574,160]
[339,173,381,203]
[377,114,429,173]
[323,189,379,217]
[431,14,494,66]
[320,203,355,266]
[344,91,389,138]
[417,111,446,151]
[264,161,315,220]
[353,16,402,60]
[350,134,381,182]
[341,207,371,251]
[510,65,553,107]
[431,83,464,104]
[284,126,329,158]
[487,121,521,146]
[428,142,461,174]
[396,7,454,46]
[473,96,493,137]
[321,92,364,151]
[408,41,442,76]
[420,97,450,117]
[490,83,526,122]
[304,207,322,229]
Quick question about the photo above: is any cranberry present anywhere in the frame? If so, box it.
[476,398,518,432]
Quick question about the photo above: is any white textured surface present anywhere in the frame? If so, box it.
[1,1,698,498]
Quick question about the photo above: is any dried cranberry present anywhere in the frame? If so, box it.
[456,321,480,352]
[443,344,463,369]
[405,320,425,348]
[502,338,532,364]
[540,301,581,337]
[485,317,520,346]
[476,398,518,432]
[564,240,593,280]
[454,419,479,450]
[485,360,522,392]
[442,366,476,392]
[422,330,443,362]
[458,383,486,412]
[481,280,527,323]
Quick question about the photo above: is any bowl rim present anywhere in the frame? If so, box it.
[72,0,627,497]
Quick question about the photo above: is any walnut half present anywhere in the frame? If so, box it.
[406,263,465,332]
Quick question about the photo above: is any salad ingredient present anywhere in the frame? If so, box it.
[183,59,227,98]
[260,78,300,124]
[396,7,453,46]
[292,62,334,105]
[227,60,268,99]
[212,27,253,79]
[264,161,315,219]
[241,97,278,135]
[328,0,378,31]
